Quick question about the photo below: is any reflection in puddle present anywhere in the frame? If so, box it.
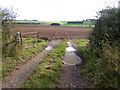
[46,40,61,50]
[48,40,61,44]
[66,47,76,52]
[63,41,81,65]
[45,46,53,50]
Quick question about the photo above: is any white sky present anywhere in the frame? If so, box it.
[0,0,119,21]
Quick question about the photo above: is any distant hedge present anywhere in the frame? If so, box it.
[13,22,40,24]
[67,21,83,24]
[50,23,60,26]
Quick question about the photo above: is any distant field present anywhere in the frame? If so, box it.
[14,21,95,27]
[11,24,92,39]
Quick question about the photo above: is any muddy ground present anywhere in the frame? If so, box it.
[11,24,92,39]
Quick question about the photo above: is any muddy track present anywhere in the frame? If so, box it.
[59,64,83,88]
[59,41,84,88]
[2,40,61,88]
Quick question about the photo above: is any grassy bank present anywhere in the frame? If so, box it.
[74,39,120,88]
[2,38,47,78]
[21,41,67,88]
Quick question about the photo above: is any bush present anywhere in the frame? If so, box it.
[2,8,17,56]
[89,8,119,49]
[87,7,120,88]
[77,7,120,88]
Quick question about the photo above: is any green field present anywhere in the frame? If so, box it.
[14,20,95,27]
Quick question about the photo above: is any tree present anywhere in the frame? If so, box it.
[2,7,17,55]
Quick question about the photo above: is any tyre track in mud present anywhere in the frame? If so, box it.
[2,40,61,88]
[59,65,83,88]
[59,41,84,88]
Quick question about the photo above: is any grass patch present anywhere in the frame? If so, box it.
[21,41,67,88]
[2,38,47,78]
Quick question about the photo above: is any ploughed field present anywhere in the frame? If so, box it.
[11,24,92,39]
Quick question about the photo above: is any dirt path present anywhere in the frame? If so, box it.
[2,40,61,88]
[59,64,83,88]
[59,41,84,88]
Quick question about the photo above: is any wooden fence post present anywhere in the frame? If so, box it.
[37,32,39,43]
[20,33,22,46]
[37,32,39,39]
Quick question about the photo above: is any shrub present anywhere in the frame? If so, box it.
[2,8,17,56]
[89,7,119,49]
[87,7,120,88]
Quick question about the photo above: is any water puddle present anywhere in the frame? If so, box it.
[63,41,81,65]
[46,40,61,50]
[45,46,53,50]
[48,40,61,44]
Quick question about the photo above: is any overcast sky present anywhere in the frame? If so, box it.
[0,0,119,21]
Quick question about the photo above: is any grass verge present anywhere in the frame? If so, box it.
[74,39,120,88]
[2,38,47,78]
[21,41,67,88]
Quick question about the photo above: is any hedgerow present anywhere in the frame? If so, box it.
[88,7,120,88]
[89,7,119,49]
[78,7,120,88]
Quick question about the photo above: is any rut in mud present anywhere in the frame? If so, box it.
[3,40,84,88]
[59,40,83,88]
[59,65,83,88]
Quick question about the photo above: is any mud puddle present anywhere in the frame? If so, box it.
[63,41,81,65]
[59,40,83,88]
